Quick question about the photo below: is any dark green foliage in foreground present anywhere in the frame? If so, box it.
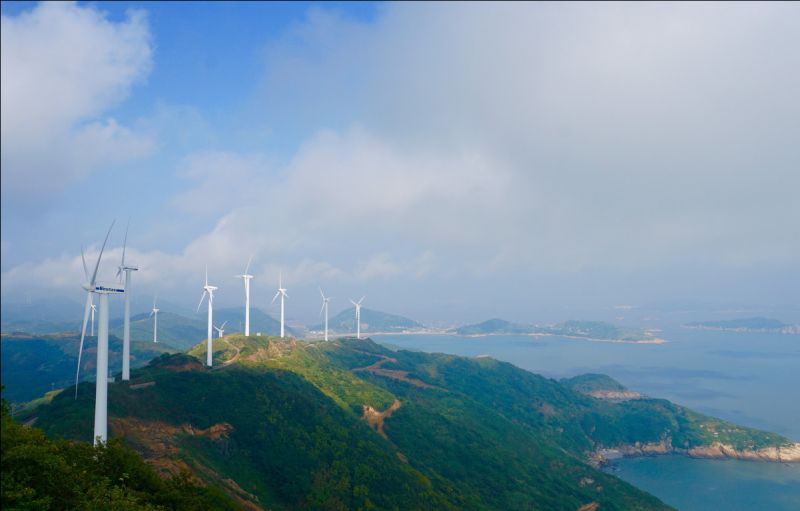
[0,389,239,511]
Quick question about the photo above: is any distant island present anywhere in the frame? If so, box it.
[685,317,800,335]
[455,318,665,343]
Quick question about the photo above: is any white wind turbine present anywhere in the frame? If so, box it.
[350,296,365,339]
[90,301,96,336]
[214,321,228,339]
[271,272,288,338]
[197,267,218,367]
[74,221,125,445]
[235,256,254,336]
[150,295,159,343]
[116,220,138,381]
[319,288,331,341]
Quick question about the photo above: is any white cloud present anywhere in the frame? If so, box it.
[1,2,153,202]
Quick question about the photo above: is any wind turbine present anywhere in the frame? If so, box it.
[90,302,96,336]
[271,272,288,338]
[319,288,331,341]
[149,295,159,343]
[235,256,254,336]
[350,296,365,339]
[74,221,124,445]
[214,320,228,339]
[197,267,218,366]
[116,220,138,381]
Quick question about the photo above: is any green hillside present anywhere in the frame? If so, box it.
[316,307,424,334]
[1,332,175,403]
[23,334,796,510]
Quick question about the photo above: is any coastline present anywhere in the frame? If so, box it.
[589,441,800,468]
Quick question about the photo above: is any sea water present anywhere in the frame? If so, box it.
[372,328,800,510]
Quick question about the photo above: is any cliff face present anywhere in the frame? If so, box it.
[597,440,800,464]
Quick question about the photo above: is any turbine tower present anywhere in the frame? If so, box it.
[90,302,96,336]
[271,272,288,338]
[350,296,365,339]
[214,320,228,339]
[74,221,124,445]
[236,256,254,336]
[150,295,159,343]
[197,267,218,367]
[116,220,138,381]
[319,288,331,341]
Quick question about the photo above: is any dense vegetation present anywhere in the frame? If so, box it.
[1,332,175,402]
[19,335,795,510]
[1,388,240,510]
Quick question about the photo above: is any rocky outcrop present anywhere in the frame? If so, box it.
[593,439,800,465]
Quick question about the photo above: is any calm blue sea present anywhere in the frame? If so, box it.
[373,328,800,510]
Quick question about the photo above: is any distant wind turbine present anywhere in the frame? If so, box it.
[74,221,125,445]
[271,272,288,338]
[197,267,218,366]
[235,256,254,336]
[149,295,159,343]
[214,320,228,339]
[116,219,138,381]
[319,288,331,341]
[350,296,365,339]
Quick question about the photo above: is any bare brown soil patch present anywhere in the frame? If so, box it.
[362,399,401,439]
[578,503,600,511]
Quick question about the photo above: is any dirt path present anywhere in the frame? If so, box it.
[352,351,444,390]
[212,338,241,370]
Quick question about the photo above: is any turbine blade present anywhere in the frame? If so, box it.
[271,291,280,304]
[153,294,158,308]
[197,291,207,313]
[350,299,356,306]
[149,310,154,318]
[319,287,325,300]
[91,220,115,285]
[74,293,92,398]
[320,301,326,317]
[221,320,227,329]
[245,255,252,275]
[121,217,130,267]
[81,246,89,282]
[358,296,365,305]
[205,265,208,287]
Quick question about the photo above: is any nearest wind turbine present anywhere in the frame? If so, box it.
[236,256,254,336]
[75,221,124,445]
[90,302,96,336]
[214,321,228,339]
[319,288,331,341]
[150,295,159,343]
[350,296,365,339]
[116,220,138,381]
[197,267,218,367]
[272,273,288,338]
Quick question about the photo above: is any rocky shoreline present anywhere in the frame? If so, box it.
[589,440,800,467]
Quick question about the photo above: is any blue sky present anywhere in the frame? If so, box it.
[1,2,799,324]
